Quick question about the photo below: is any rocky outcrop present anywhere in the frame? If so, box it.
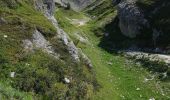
[33,0,93,64]
[34,0,55,15]
[0,17,7,25]
[112,0,122,5]
[117,0,149,38]
[124,51,170,77]
[45,14,80,62]
[125,51,170,65]
[23,30,60,59]
[55,0,94,11]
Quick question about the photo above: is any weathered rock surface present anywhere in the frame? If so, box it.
[117,0,149,38]
[23,30,60,59]
[0,17,7,25]
[55,0,94,11]
[33,0,93,64]
[125,51,170,65]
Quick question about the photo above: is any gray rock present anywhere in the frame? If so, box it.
[22,39,33,52]
[34,0,90,63]
[152,29,162,46]
[112,0,122,5]
[32,30,59,58]
[117,1,149,38]
[0,17,7,25]
[22,30,60,59]
[10,72,15,78]
[67,41,80,62]
[79,49,93,68]
[55,0,94,11]
[44,0,55,15]
[34,0,55,16]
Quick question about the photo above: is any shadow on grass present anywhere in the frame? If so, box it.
[97,16,170,80]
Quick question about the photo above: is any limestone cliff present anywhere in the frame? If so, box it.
[55,0,95,11]
[117,0,149,38]
[0,0,97,99]
[113,0,170,47]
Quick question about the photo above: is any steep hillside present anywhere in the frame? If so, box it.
[55,0,95,11]
[54,0,170,99]
[0,0,98,99]
[0,0,170,100]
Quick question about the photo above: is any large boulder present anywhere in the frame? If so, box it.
[117,1,149,38]
[34,0,55,15]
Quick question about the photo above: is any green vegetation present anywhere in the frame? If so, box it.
[0,81,34,99]
[0,0,98,99]
[55,2,170,99]
[0,0,170,99]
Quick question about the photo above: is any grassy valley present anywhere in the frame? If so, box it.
[54,3,170,99]
[0,0,169,99]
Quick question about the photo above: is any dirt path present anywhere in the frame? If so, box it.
[66,17,90,26]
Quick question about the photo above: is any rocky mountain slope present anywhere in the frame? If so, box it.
[54,0,95,11]
[0,0,98,99]
[0,0,170,99]
[111,0,170,49]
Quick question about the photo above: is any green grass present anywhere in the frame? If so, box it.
[0,0,169,99]
[81,29,169,100]
[0,0,98,99]
[0,80,34,100]
[54,5,170,99]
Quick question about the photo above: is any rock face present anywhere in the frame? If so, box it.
[55,0,94,11]
[23,30,60,59]
[112,0,122,5]
[0,17,7,25]
[44,0,56,15]
[35,0,55,15]
[33,0,93,64]
[117,0,149,38]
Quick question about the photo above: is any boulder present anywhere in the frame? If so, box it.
[0,17,7,25]
[117,1,149,38]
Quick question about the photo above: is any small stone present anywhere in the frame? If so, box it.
[10,72,15,78]
[149,98,155,100]
[26,63,30,66]
[140,94,142,98]
[64,77,70,83]
[104,32,109,37]
[120,94,125,99]
[136,88,140,91]
[0,17,7,24]
[4,35,8,38]
[107,62,113,65]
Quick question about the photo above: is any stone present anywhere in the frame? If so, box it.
[107,62,113,65]
[32,30,59,59]
[104,32,109,37]
[22,39,33,52]
[0,17,7,25]
[3,35,8,38]
[67,41,80,62]
[112,0,122,5]
[79,49,93,68]
[117,1,149,38]
[10,72,15,78]
[149,98,155,100]
[136,88,140,91]
[54,0,94,11]
[64,77,70,83]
